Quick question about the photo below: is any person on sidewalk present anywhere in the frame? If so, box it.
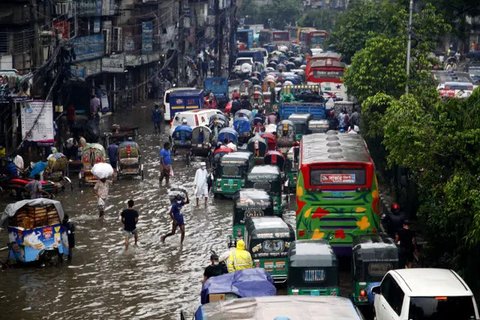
[121,199,139,250]
[194,162,209,206]
[395,220,417,268]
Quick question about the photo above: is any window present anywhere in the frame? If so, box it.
[408,296,476,320]
[381,274,404,316]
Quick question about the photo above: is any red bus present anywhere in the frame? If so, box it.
[305,52,346,100]
[259,30,290,47]
[305,30,328,49]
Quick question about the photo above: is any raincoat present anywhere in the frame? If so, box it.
[227,240,253,273]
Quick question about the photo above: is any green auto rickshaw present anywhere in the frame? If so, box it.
[245,216,295,284]
[213,151,254,198]
[246,165,284,216]
[287,240,339,296]
[232,188,273,239]
[288,113,312,141]
[351,234,399,306]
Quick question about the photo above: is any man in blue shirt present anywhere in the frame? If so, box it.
[161,194,189,244]
[107,142,118,170]
[159,142,172,186]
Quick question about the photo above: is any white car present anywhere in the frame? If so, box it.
[373,268,479,320]
[233,57,254,78]
[169,109,223,136]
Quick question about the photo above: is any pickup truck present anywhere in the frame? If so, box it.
[279,101,326,120]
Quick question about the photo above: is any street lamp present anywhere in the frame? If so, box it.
[405,0,413,94]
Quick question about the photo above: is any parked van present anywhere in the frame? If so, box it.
[372,268,479,320]
[169,109,222,136]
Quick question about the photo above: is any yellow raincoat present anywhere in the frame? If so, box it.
[227,240,253,273]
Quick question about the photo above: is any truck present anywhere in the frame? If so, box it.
[236,28,254,49]
[279,85,327,120]
[204,77,229,109]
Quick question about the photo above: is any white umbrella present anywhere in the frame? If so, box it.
[91,163,114,179]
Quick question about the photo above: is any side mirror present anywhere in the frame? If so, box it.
[372,286,381,295]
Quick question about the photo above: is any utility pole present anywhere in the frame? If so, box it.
[214,0,223,76]
[405,0,413,94]
[229,0,237,74]
[178,0,185,85]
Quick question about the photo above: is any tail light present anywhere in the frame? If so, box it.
[360,289,367,297]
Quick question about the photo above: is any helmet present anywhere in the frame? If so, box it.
[391,202,400,213]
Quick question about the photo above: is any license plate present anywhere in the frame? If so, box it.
[197,144,202,147]
[264,261,274,271]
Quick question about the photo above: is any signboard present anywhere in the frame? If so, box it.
[102,53,125,73]
[53,20,70,40]
[72,34,104,61]
[141,21,153,53]
[21,100,54,143]
[320,173,356,184]
[70,59,102,79]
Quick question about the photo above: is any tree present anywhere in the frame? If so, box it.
[381,89,480,295]
[329,0,403,63]
[344,35,407,104]
[298,9,339,31]
[258,0,301,30]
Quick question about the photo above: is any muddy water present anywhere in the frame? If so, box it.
[0,103,353,319]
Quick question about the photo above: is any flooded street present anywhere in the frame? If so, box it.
[0,103,350,319]
[0,104,240,319]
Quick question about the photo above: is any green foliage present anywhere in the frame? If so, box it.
[298,9,339,31]
[361,93,394,140]
[344,35,407,104]
[381,89,480,290]
[330,0,404,63]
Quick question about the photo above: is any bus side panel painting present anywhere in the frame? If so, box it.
[295,134,381,256]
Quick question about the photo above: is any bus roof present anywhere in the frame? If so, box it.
[301,133,372,164]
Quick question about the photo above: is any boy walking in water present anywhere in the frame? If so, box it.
[121,199,139,250]
[161,194,189,244]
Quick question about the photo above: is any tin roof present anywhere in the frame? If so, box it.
[301,132,371,164]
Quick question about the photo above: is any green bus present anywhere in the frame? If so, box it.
[296,132,381,257]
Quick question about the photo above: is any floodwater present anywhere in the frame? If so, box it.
[0,102,353,319]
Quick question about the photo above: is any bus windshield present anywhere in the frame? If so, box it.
[310,34,327,46]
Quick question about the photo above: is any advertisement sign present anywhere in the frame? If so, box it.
[70,59,102,79]
[142,21,153,53]
[53,20,70,39]
[8,225,67,262]
[102,53,125,73]
[72,34,104,61]
[20,100,54,143]
[320,173,356,184]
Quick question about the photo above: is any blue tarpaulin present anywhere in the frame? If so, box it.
[200,268,276,305]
